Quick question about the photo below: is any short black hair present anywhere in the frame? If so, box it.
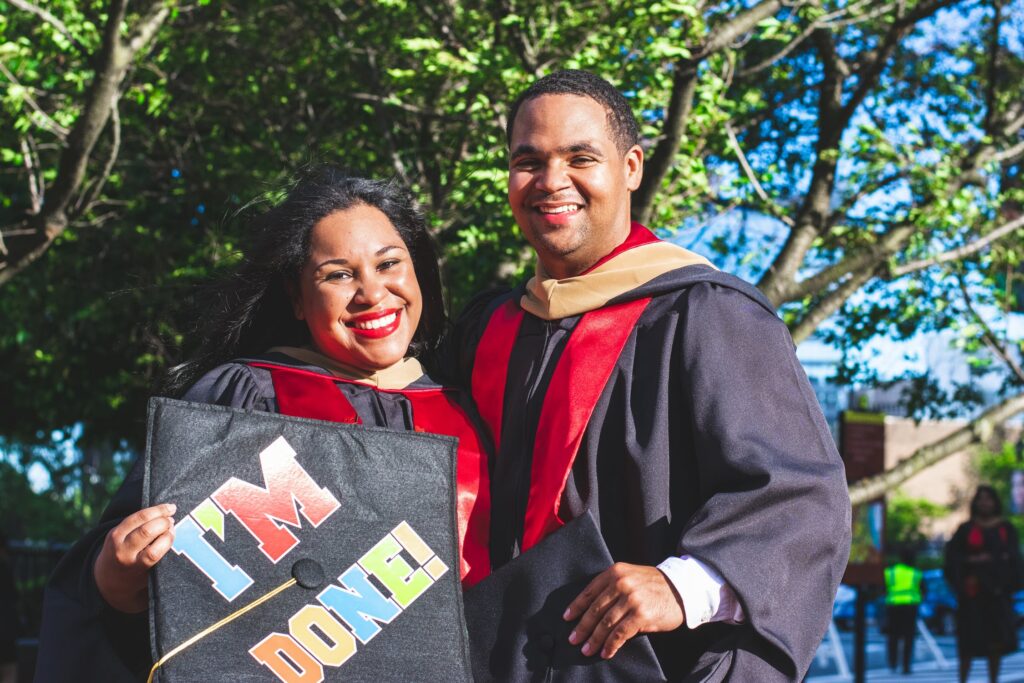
[506,69,641,154]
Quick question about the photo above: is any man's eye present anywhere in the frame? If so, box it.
[513,159,539,170]
[571,156,596,166]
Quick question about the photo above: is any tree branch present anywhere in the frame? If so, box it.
[759,0,959,306]
[0,62,70,140]
[758,26,846,306]
[76,96,121,215]
[789,267,875,344]
[958,275,1024,384]
[633,0,786,224]
[849,391,1024,505]
[889,213,1024,278]
[19,136,42,215]
[724,123,794,226]
[0,0,171,288]
[7,0,90,56]
[786,223,915,303]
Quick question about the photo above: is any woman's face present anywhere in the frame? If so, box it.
[291,204,422,372]
[976,489,998,517]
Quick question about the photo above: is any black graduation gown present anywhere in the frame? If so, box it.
[446,265,851,681]
[944,520,1021,658]
[34,352,480,682]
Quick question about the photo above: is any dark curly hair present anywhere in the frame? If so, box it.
[505,69,641,153]
[164,167,445,395]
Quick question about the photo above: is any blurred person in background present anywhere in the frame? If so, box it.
[884,547,923,675]
[945,485,1021,683]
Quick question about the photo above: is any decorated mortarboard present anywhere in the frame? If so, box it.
[463,512,667,682]
[143,398,472,682]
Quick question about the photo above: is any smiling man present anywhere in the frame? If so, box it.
[450,70,851,681]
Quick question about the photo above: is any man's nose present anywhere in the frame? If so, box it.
[534,162,571,194]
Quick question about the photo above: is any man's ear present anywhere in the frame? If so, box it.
[284,279,304,321]
[624,144,644,192]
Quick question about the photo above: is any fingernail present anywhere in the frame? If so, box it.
[563,608,572,620]
[166,503,177,513]
[602,648,611,659]
[568,630,577,644]
[581,643,592,656]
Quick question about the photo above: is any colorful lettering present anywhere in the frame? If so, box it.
[288,605,357,668]
[358,533,432,609]
[316,565,400,643]
[192,498,225,540]
[249,632,324,683]
[171,516,254,601]
[391,521,449,580]
[250,522,446,682]
[212,436,340,563]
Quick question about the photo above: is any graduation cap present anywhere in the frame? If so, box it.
[143,398,472,682]
[463,512,667,681]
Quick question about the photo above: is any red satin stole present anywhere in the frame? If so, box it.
[247,361,491,587]
[470,296,650,552]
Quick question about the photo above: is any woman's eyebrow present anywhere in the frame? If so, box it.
[314,245,406,271]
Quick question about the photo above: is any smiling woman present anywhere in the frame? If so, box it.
[290,203,423,373]
[34,168,492,683]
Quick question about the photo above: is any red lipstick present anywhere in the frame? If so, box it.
[347,309,402,339]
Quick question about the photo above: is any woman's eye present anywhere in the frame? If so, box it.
[324,271,352,281]
[378,259,401,271]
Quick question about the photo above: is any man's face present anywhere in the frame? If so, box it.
[508,94,643,279]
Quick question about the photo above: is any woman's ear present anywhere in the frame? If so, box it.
[284,280,305,321]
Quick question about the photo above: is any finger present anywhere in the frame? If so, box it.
[121,515,174,560]
[581,595,630,657]
[115,504,177,541]
[570,586,620,646]
[601,614,641,659]
[564,570,613,621]
[137,530,175,568]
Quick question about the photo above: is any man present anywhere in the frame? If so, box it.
[448,70,850,680]
[884,549,923,675]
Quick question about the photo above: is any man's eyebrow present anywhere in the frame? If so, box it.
[313,245,404,270]
[560,142,604,156]
[509,142,605,159]
[509,144,540,159]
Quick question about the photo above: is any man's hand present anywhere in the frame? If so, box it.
[563,562,685,659]
[93,503,177,613]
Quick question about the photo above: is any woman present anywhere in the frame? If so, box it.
[36,168,490,681]
[945,485,1021,683]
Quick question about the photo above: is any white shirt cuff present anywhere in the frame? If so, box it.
[656,555,746,628]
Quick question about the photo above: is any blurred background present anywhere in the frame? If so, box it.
[2,1,1023,680]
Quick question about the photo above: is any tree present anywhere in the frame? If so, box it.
[1,0,1022,513]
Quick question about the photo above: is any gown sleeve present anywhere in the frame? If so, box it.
[671,282,852,681]
[34,363,273,682]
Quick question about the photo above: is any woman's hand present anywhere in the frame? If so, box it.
[93,503,177,613]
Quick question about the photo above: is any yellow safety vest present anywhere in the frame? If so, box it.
[885,564,922,605]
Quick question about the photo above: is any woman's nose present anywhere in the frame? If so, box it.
[353,273,388,306]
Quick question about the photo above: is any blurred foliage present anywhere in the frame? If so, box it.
[885,490,950,550]
[1,0,1023,532]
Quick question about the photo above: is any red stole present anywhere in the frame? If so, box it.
[470,296,650,552]
[247,361,491,587]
